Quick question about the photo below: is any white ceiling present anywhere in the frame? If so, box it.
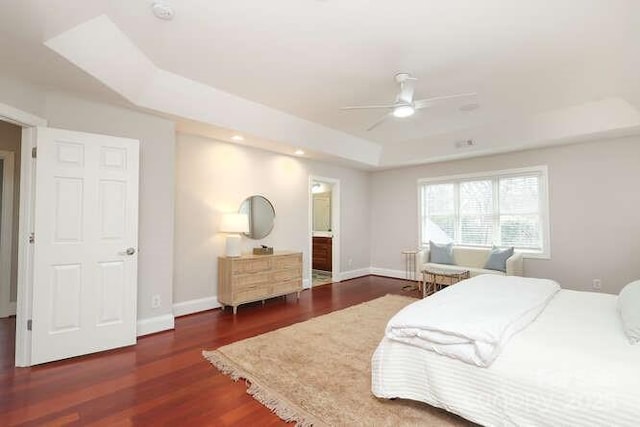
[1,0,639,168]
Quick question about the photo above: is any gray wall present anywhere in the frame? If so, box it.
[0,120,21,302]
[1,74,176,324]
[370,136,640,294]
[4,72,639,321]
[173,133,371,304]
[43,92,176,321]
[0,75,46,118]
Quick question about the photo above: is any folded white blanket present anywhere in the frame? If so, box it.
[386,274,560,367]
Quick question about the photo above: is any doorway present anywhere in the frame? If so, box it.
[309,176,340,288]
[0,121,21,319]
[0,110,32,366]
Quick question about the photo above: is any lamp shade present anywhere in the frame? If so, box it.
[219,213,249,233]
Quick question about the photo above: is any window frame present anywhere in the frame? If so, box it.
[417,165,550,259]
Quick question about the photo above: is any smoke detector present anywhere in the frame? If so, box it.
[151,2,175,20]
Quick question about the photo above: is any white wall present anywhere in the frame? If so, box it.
[173,133,371,305]
[370,136,640,294]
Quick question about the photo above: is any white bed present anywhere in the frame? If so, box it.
[372,289,640,426]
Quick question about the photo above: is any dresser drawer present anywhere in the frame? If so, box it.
[272,280,301,295]
[272,254,301,269]
[271,267,302,282]
[232,257,271,274]
[233,284,269,303]
[234,272,270,288]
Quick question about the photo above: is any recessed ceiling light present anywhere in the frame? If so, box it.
[231,135,244,141]
[294,149,305,156]
[151,2,175,20]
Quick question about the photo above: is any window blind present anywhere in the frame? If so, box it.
[420,168,547,254]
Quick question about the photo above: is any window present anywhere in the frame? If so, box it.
[419,166,549,257]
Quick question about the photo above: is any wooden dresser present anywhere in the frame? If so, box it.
[218,251,302,314]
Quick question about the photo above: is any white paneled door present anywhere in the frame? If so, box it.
[31,127,139,365]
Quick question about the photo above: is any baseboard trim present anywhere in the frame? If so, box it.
[173,296,221,317]
[369,268,411,280]
[137,314,175,337]
[8,301,16,316]
[338,268,371,281]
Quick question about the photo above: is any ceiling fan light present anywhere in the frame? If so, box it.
[392,105,415,118]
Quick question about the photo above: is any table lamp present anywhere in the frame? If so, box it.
[219,213,249,257]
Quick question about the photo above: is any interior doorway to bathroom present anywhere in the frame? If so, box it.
[309,177,340,287]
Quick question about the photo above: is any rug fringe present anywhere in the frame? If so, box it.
[202,350,243,381]
[247,382,315,427]
[202,350,319,427]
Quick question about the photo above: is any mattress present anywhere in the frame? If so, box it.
[372,289,640,426]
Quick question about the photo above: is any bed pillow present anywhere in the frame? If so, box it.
[429,241,454,265]
[618,280,640,344]
[483,246,514,273]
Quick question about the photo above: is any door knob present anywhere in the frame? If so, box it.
[121,247,136,256]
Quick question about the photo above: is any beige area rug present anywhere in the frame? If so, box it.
[203,295,469,426]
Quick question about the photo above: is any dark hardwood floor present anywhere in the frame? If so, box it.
[0,276,419,426]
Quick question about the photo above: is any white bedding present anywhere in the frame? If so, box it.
[372,290,640,426]
[386,275,560,367]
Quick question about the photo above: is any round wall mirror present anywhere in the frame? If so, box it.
[239,195,275,239]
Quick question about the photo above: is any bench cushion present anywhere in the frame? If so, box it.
[423,262,506,277]
[416,246,524,279]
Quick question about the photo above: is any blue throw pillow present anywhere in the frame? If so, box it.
[484,246,514,272]
[429,241,454,265]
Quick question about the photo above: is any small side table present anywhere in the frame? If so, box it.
[401,250,419,282]
[422,267,470,298]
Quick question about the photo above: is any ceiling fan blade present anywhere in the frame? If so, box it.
[414,92,478,109]
[340,104,397,110]
[366,113,391,131]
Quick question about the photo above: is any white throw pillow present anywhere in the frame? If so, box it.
[618,280,640,344]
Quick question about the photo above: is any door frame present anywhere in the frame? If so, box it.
[0,150,15,318]
[308,175,340,287]
[0,102,48,367]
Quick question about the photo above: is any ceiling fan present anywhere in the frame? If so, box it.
[340,73,477,131]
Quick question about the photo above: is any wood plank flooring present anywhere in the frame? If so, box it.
[0,276,419,426]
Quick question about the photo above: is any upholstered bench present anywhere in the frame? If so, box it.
[416,244,524,280]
